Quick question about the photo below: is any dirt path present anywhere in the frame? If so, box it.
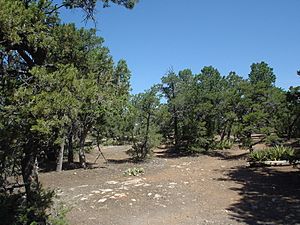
[40,146,300,225]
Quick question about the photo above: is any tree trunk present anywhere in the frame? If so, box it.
[67,131,74,163]
[142,112,151,159]
[220,127,226,141]
[227,122,233,140]
[21,145,39,204]
[56,138,65,172]
[79,134,86,169]
[287,117,298,140]
[173,106,179,151]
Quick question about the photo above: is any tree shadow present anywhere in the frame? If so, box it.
[106,158,133,164]
[222,166,300,224]
[39,161,105,172]
[206,150,248,161]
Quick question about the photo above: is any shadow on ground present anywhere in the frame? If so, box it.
[206,150,248,161]
[222,166,300,224]
[39,161,106,172]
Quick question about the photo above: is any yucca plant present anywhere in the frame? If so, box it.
[249,146,295,162]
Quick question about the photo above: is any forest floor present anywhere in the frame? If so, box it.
[40,145,300,225]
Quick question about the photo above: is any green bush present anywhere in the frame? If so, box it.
[123,167,145,176]
[249,146,295,162]
[0,187,55,225]
[215,139,234,150]
[0,186,69,225]
[48,203,69,225]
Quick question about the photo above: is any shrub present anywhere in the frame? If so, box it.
[0,186,55,225]
[123,167,145,176]
[0,186,69,225]
[215,139,234,150]
[249,146,295,162]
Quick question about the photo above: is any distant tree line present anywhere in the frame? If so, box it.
[128,63,299,159]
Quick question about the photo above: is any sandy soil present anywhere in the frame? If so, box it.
[40,146,300,225]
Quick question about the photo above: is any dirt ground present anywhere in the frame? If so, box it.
[40,146,300,225]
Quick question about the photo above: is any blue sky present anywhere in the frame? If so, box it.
[58,0,300,93]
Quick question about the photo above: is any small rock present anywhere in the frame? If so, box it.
[118,185,129,190]
[77,185,88,188]
[100,189,113,193]
[73,194,83,199]
[106,181,119,185]
[154,194,162,199]
[80,197,88,201]
[131,199,136,202]
[122,178,143,186]
[98,198,107,203]
[114,193,127,198]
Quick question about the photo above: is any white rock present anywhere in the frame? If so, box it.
[98,198,107,203]
[73,194,83,199]
[114,193,127,198]
[122,178,143,186]
[77,185,88,188]
[106,181,119,185]
[100,189,113,193]
[118,185,129,190]
[154,194,162,199]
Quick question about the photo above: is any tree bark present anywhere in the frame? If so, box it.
[142,112,151,159]
[21,144,39,205]
[67,130,74,163]
[173,106,179,151]
[227,122,233,140]
[56,138,65,172]
[79,133,86,169]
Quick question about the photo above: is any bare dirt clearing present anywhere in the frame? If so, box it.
[40,146,300,225]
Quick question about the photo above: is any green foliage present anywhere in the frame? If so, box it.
[48,203,69,225]
[248,146,295,162]
[0,0,137,224]
[0,186,55,225]
[127,88,162,161]
[215,139,234,150]
[123,167,145,176]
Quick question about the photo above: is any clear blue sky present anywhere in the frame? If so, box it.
[58,0,300,94]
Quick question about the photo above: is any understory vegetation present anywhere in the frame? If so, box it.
[248,146,296,162]
[0,0,299,224]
